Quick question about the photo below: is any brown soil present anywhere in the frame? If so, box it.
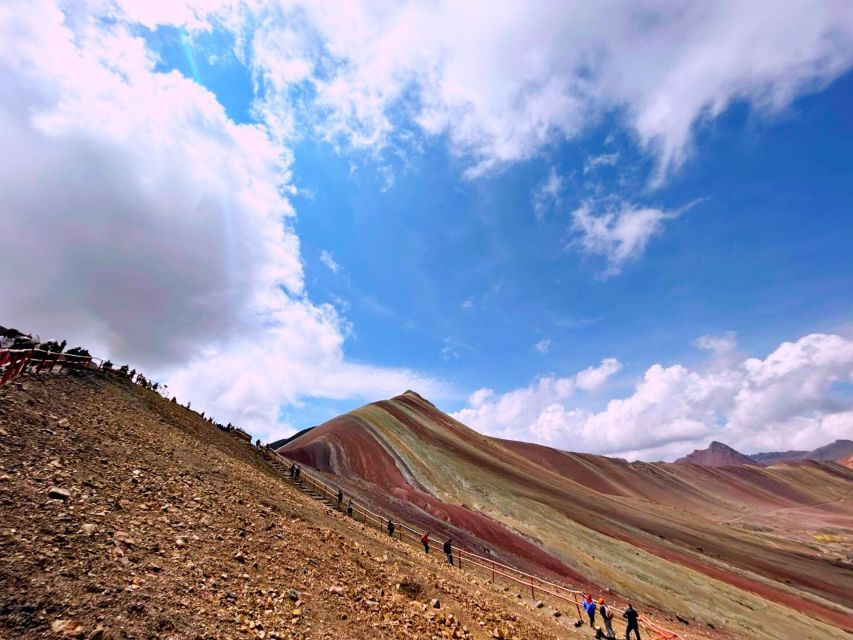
[0,374,590,640]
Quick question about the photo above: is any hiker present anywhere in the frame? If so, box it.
[294,465,301,481]
[289,464,295,479]
[599,597,615,639]
[443,538,454,565]
[347,498,353,517]
[583,594,596,628]
[337,489,343,509]
[387,519,395,537]
[421,531,430,553]
[623,604,640,640]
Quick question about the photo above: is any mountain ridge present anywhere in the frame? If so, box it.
[280,391,853,640]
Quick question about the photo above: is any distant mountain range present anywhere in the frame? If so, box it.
[676,438,853,467]
[268,426,315,451]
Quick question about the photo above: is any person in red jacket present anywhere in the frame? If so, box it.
[421,531,430,553]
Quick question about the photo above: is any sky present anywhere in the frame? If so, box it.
[1,0,853,460]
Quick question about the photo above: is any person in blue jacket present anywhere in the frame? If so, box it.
[583,593,596,627]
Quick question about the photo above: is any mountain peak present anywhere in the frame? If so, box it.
[676,441,760,467]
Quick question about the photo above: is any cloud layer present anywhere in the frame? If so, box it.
[453,333,853,460]
[238,0,853,180]
[0,1,444,440]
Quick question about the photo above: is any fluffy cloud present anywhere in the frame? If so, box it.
[453,333,853,460]
[452,358,621,442]
[570,200,677,275]
[235,0,853,181]
[0,1,444,440]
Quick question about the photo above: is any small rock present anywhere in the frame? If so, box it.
[233,551,246,563]
[57,418,70,427]
[288,588,300,601]
[89,627,115,640]
[553,610,562,618]
[328,586,344,595]
[48,487,70,501]
[431,598,441,609]
[52,619,85,637]
[535,600,544,609]
[81,524,96,536]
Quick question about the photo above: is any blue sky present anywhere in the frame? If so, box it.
[3,1,853,460]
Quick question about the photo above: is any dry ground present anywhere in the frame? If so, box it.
[0,373,594,640]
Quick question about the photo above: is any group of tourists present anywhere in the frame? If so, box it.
[289,464,301,481]
[582,593,641,639]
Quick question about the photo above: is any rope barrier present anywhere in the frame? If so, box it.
[261,447,688,640]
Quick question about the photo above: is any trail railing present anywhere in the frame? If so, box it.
[257,445,685,640]
[0,348,102,387]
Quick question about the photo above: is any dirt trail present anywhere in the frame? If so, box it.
[0,374,596,640]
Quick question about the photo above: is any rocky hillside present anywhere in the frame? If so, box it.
[675,441,760,467]
[0,375,589,640]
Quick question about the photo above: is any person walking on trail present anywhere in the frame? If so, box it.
[387,519,395,537]
[623,604,640,640]
[294,465,301,481]
[583,594,596,628]
[598,597,615,639]
[421,531,430,553]
[443,538,454,565]
[337,489,343,509]
[289,464,295,479]
[347,498,353,517]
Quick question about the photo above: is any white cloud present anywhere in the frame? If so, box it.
[583,152,619,174]
[454,333,853,460]
[534,339,552,354]
[461,298,474,310]
[0,0,445,440]
[319,249,340,274]
[234,0,853,181]
[441,336,461,360]
[570,199,678,275]
[694,331,737,354]
[531,167,563,219]
[452,358,621,442]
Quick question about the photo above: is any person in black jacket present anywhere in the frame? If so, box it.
[347,498,353,517]
[623,604,640,639]
[443,539,454,565]
[387,519,395,537]
[337,489,343,509]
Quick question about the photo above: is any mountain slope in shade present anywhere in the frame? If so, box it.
[750,439,853,465]
[675,441,761,466]
[807,439,853,461]
[749,449,808,464]
[281,391,853,640]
